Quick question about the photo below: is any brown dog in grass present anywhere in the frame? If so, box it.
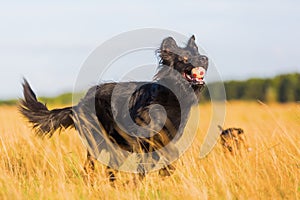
[218,125,252,155]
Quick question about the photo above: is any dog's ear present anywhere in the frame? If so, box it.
[160,37,178,53]
[160,37,179,66]
[187,35,195,45]
[186,35,198,53]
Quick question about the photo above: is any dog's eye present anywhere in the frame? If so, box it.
[163,49,170,54]
[183,56,189,63]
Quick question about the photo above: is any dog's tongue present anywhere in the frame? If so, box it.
[191,67,205,79]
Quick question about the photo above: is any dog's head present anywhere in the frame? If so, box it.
[159,36,208,86]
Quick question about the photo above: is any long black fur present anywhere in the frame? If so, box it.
[20,79,74,137]
[20,35,208,178]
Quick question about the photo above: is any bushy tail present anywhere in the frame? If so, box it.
[19,79,74,137]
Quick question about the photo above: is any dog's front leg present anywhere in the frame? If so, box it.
[238,134,252,152]
[106,166,116,183]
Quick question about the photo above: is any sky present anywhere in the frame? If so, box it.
[0,0,299,99]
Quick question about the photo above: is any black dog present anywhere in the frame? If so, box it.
[20,36,208,181]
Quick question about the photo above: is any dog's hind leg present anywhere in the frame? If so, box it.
[84,151,95,172]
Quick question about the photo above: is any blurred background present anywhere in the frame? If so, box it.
[0,0,299,102]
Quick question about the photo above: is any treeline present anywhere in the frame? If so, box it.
[200,73,300,103]
[1,73,299,106]
[0,93,75,106]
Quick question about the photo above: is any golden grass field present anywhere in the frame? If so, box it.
[0,101,299,199]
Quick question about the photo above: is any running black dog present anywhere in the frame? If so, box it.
[20,36,208,181]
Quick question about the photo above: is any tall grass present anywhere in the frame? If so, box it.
[0,102,299,199]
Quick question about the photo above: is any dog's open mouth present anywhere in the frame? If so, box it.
[183,67,206,85]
